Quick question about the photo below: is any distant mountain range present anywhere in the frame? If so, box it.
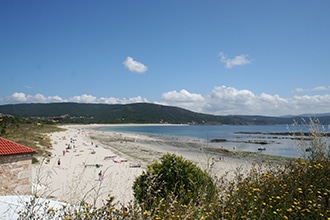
[0,102,329,125]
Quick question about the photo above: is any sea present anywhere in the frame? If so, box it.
[99,124,329,158]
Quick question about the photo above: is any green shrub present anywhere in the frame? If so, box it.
[132,153,216,210]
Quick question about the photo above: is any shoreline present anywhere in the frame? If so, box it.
[32,124,280,207]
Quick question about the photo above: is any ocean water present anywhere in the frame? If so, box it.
[99,124,327,158]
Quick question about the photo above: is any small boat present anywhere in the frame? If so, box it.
[305,147,312,152]
[258,147,266,151]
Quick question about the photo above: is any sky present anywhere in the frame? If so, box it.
[1,1,330,116]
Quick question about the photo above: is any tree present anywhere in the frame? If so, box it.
[133,153,216,210]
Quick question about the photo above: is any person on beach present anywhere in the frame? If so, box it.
[98,170,103,181]
[58,159,61,166]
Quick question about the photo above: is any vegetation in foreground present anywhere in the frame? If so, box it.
[4,117,330,219]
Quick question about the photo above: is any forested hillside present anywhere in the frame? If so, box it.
[0,102,329,125]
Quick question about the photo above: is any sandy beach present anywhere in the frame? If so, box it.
[32,124,253,207]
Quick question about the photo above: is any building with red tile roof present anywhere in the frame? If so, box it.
[0,137,36,156]
[0,137,37,196]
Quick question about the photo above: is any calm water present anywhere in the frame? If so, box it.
[99,124,327,158]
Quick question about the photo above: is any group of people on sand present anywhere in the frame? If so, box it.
[56,134,104,183]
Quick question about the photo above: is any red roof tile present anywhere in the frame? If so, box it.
[0,137,36,156]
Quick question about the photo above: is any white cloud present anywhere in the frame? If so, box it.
[48,95,63,102]
[161,86,330,116]
[2,93,64,103]
[219,52,252,69]
[0,93,148,106]
[293,86,330,93]
[312,86,328,91]
[203,86,259,115]
[69,94,98,103]
[123,56,148,73]
[293,88,305,93]
[161,89,204,102]
[2,87,330,116]
[161,89,205,112]
[99,96,148,104]
[11,92,27,102]
[68,94,148,104]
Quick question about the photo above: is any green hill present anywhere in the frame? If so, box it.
[1,102,328,125]
[0,102,253,124]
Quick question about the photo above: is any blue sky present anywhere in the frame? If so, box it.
[1,1,330,116]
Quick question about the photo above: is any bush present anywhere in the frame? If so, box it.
[132,153,216,210]
[206,159,330,219]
